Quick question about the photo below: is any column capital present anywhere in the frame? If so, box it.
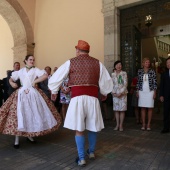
[27,43,35,55]
[102,0,116,17]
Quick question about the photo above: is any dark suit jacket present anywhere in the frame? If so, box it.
[2,77,9,101]
[0,79,3,106]
[159,69,170,101]
[7,70,21,96]
[39,78,51,99]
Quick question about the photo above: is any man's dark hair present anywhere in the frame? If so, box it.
[45,66,51,71]
[13,62,20,66]
[166,57,170,62]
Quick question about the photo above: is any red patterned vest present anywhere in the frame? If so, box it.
[68,54,100,87]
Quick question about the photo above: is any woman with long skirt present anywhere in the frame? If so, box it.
[0,55,62,148]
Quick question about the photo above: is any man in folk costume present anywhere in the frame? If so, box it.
[48,40,113,167]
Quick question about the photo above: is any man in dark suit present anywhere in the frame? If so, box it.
[39,66,61,112]
[39,66,52,99]
[0,79,3,107]
[7,62,20,96]
[160,57,170,133]
[2,70,11,101]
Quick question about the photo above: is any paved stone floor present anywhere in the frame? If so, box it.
[0,115,170,170]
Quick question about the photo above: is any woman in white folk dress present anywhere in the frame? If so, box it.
[0,55,62,149]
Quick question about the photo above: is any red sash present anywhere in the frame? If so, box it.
[71,86,98,98]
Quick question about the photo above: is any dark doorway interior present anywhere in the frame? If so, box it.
[120,0,170,117]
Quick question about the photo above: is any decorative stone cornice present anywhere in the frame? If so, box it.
[0,0,34,66]
[0,0,26,46]
[27,43,35,55]
[102,0,116,17]
[6,0,34,45]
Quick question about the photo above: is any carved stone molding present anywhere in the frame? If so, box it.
[0,0,34,65]
[27,44,35,55]
[102,0,115,17]
[0,0,26,46]
[6,0,34,45]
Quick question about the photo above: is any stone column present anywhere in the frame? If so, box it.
[102,0,120,74]
[12,43,35,67]
[12,44,27,67]
[27,43,35,55]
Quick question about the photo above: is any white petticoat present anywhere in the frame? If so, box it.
[64,95,104,132]
[17,87,57,132]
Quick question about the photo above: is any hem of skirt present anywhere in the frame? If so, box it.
[86,127,104,132]
[63,126,104,132]
[1,124,61,137]
[113,110,127,111]
[138,105,154,108]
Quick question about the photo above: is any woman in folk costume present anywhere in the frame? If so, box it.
[0,55,62,149]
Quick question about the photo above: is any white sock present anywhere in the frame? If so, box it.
[27,137,34,141]
[14,136,19,145]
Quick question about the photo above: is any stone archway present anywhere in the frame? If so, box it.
[0,0,34,67]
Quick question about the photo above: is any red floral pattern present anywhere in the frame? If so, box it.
[68,54,100,87]
[0,88,62,137]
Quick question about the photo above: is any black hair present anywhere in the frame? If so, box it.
[13,62,20,66]
[45,66,51,71]
[166,57,170,62]
[23,54,33,64]
[114,60,122,68]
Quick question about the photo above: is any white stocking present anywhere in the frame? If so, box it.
[14,136,19,145]
[27,137,34,142]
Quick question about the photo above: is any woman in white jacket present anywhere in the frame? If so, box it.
[112,60,128,132]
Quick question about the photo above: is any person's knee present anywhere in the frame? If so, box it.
[76,131,84,136]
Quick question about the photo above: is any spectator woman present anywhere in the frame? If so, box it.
[60,78,71,121]
[136,58,157,131]
[0,55,62,148]
[112,61,128,131]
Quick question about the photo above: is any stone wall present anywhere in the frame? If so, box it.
[0,0,34,67]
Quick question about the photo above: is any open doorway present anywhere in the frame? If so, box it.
[120,0,170,117]
[141,34,170,119]
[142,35,170,68]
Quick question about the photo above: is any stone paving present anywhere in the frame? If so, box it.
[0,116,170,170]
